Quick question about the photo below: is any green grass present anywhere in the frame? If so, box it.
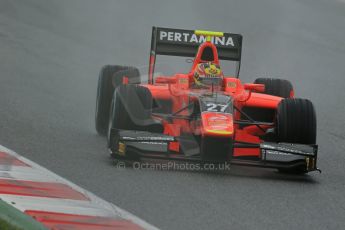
[0,200,47,230]
[0,218,23,230]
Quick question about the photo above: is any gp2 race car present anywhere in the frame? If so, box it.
[95,27,320,174]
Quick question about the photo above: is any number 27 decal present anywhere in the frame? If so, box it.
[205,103,228,112]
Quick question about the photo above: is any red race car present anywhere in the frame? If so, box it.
[95,27,319,174]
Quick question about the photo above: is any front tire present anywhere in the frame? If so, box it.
[277,98,316,144]
[109,84,153,132]
[107,85,163,158]
[95,65,140,135]
[276,98,317,174]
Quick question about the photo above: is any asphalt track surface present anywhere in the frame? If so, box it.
[1,0,345,229]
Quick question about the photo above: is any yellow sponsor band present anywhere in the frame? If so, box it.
[194,30,224,42]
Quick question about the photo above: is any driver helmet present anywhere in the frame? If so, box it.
[193,62,223,88]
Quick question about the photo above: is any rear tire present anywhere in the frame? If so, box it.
[243,78,294,125]
[254,78,294,98]
[276,98,317,174]
[95,65,140,136]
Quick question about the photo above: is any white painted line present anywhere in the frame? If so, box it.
[0,166,60,182]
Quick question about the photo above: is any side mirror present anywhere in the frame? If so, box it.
[243,83,265,93]
[155,77,177,84]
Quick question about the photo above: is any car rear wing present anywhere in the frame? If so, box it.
[148,27,243,83]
